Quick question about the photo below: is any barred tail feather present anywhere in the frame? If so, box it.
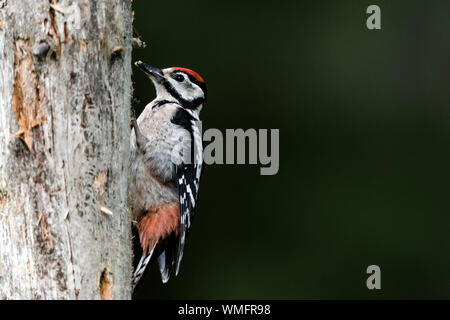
[158,251,170,283]
[132,249,154,289]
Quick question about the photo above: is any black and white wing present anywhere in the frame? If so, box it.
[175,162,202,274]
[170,107,204,275]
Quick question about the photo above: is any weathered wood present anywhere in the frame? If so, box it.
[0,0,133,299]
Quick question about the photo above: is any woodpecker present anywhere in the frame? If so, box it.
[130,61,207,288]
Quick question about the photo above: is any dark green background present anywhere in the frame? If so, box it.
[132,0,450,299]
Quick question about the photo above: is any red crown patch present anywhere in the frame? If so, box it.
[172,67,205,83]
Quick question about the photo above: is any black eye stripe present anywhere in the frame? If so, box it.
[163,79,205,110]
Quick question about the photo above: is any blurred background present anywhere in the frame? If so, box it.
[132,0,450,299]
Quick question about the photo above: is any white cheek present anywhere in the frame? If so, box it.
[170,81,190,100]
[168,79,204,102]
[186,86,203,101]
[193,87,204,98]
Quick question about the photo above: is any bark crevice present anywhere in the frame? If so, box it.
[0,0,133,299]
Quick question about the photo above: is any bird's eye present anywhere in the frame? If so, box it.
[174,74,184,82]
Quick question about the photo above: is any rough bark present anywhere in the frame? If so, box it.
[0,0,133,299]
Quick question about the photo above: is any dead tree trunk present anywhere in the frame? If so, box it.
[0,0,133,299]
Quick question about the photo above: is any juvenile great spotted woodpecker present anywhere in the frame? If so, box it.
[130,61,206,288]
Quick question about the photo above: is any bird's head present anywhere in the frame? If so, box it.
[135,61,207,114]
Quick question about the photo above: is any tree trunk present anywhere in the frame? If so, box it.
[0,0,133,299]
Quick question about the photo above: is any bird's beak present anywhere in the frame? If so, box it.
[135,61,165,83]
